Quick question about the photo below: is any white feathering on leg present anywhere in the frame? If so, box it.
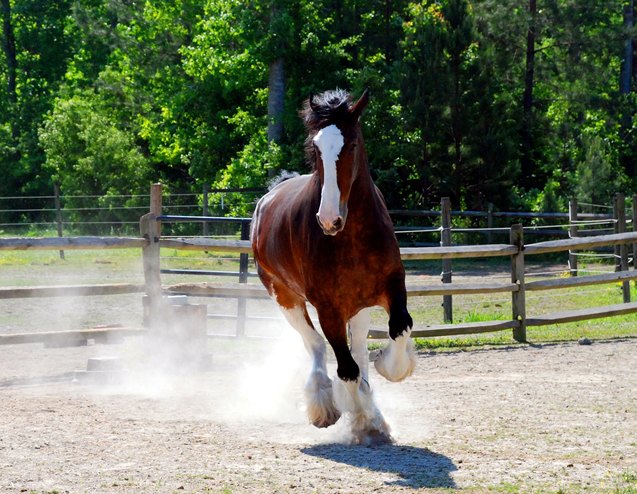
[333,377,392,445]
[280,306,341,428]
[374,330,416,383]
[304,369,341,428]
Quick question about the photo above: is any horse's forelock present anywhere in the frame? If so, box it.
[302,89,354,169]
[302,89,352,131]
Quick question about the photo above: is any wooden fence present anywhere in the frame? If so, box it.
[2,184,637,346]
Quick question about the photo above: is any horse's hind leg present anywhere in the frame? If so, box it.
[277,301,340,428]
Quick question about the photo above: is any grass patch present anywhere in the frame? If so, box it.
[413,333,516,352]
[2,246,637,349]
[615,471,637,494]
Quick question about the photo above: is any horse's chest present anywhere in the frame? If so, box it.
[306,241,388,297]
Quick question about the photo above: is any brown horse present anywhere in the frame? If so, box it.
[251,89,415,444]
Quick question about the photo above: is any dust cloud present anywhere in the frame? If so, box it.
[98,311,429,445]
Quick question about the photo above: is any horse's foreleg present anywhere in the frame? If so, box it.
[321,310,391,444]
[348,307,372,383]
[374,275,417,382]
[280,305,340,428]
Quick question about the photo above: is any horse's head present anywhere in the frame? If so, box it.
[303,88,369,236]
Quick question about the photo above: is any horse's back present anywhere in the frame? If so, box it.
[251,174,315,290]
[252,173,313,242]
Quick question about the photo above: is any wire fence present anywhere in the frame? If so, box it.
[0,187,633,255]
[3,186,637,333]
[0,187,264,238]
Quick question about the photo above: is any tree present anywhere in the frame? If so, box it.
[620,0,635,95]
[575,135,627,205]
[0,0,633,221]
[0,0,75,198]
[0,0,16,108]
[39,89,150,231]
[520,0,537,187]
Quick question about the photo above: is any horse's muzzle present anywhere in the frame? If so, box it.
[316,213,345,236]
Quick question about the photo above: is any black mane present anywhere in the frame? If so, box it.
[301,89,353,169]
[301,89,351,131]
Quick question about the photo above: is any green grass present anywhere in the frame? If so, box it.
[449,471,637,493]
[401,258,637,351]
[2,246,637,349]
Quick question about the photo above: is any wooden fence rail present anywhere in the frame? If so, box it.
[2,184,637,345]
[0,236,146,251]
[3,227,637,344]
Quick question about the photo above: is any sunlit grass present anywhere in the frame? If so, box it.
[2,246,637,349]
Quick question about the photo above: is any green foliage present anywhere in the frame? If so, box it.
[40,90,150,196]
[575,135,627,206]
[0,0,635,218]
[39,89,150,231]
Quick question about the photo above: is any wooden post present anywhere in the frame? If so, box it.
[614,193,622,272]
[568,198,578,276]
[202,184,209,237]
[510,223,527,343]
[53,183,65,260]
[614,193,630,302]
[141,183,163,329]
[487,203,494,245]
[150,182,162,236]
[441,197,452,323]
[633,194,637,282]
[236,219,251,336]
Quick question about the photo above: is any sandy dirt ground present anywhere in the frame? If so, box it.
[1,331,636,494]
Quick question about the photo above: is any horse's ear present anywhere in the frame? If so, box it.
[309,93,319,113]
[350,88,370,121]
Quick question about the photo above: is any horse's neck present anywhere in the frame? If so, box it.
[349,169,384,216]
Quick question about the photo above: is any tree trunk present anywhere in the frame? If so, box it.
[620,0,634,95]
[267,57,285,178]
[620,0,635,177]
[520,0,536,185]
[1,0,20,168]
[451,55,463,204]
[384,0,393,64]
[1,0,17,106]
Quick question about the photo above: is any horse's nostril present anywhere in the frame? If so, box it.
[333,217,343,230]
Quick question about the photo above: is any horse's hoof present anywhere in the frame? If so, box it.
[349,415,393,446]
[311,410,341,429]
[374,336,416,382]
[305,370,341,428]
[354,428,394,446]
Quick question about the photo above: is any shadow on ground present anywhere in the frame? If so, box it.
[302,443,457,489]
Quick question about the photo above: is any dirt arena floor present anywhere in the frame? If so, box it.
[1,332,636,494]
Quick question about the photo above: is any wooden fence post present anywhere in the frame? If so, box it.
[53,183,65,260]
[150,183,162,228]
[236,219,251,336]
[202,184,209,237]
[568,198,578,276]
[141,184,163,329]
[614,193,630,302]
[510,223,527,342]
[441,197,453,323]
[487,203,494,245]
[633,194,637,283]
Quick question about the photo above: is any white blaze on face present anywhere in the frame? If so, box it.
[313,125,344,232]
